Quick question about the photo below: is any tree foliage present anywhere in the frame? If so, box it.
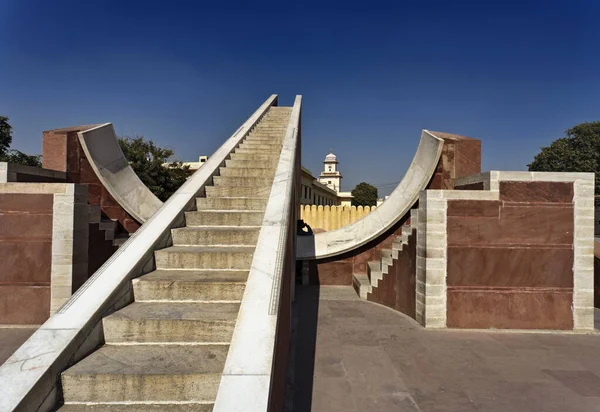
[0,116,11,158]
[0,116,42,167]
[528,121,600,196]
[118,136,189,201]
[351,182,378,207]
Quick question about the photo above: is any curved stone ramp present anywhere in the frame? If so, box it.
[297,130,444,260]
[77,123,163,223]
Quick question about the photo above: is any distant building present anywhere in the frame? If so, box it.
[301,167,338,206]
[163,156,208,175]
[319,150,342,192]
[301,150,353,207]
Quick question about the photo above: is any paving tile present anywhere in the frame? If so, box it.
[353,392,420,412]
[544,370,600,397]
[342,345,408,397]
[411,387,480,412]
[314,344,346,378]
[327,302,365,318]
[311,377,358,412]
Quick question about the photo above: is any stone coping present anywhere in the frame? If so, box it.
[77,123,164,223]
[297,130,444,260]
[0,182,82,195]
[0,94,278,412]
[0,162,66,183]
[213,95,302,412]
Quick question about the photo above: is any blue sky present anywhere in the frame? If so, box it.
[1,0,599,195]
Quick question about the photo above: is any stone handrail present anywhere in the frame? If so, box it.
[0,94,279,412]
[213,95,302,411]
[297,130,444,260]
[77,123,164,223]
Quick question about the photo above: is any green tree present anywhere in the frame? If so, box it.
[118,136,189,201]
[351,182,378,207]
[528,121,600,195]
[0,116,42,167]
[0,116,11,159]
[5,150,42,167]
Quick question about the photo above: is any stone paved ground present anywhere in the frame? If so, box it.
[0,327,36,365]
[286,286,600,412]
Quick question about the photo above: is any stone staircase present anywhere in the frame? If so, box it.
[353,210,418,299]
[58,106,292,411]
[89,204,131,248]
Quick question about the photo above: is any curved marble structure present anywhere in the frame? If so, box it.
[297,130,444,260]
[78,123,164,223]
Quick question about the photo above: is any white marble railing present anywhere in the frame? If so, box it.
[0,95,279,412]
[214,95,302,412]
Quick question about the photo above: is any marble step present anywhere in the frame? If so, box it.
[102,302,240,343]
[252,124,287,129]
[218,167,274,178]
[381,248,394,268]
[225,158,279,168]
[229,152,280,161]
[185,210,264,226]
[241,135,283,141]
[367,261,383,286]
[195,196,268,210]
[172,226,260,246]
[61,345,227,402]
[352,273,372,299]
[238,138,282,145]
[133,269,248,301]
[155,245,255,270]
[59,404,212,412]
[234,147,280,155]
[245,132,285,138]
[243,139,284,146]
[213,175,275,187]
[205,185,273,198]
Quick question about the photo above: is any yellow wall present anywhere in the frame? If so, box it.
[300,205,376,231]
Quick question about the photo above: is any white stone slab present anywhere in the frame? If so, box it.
[77,123,164,223]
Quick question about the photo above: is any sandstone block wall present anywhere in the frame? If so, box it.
[0,184,89,324]
[418,171,595,330]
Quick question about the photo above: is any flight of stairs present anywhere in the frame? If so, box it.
[353,210,418,299]
[58,107,292,411]
[89,204,131,248]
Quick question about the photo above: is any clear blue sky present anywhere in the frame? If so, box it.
[1,0,599,195]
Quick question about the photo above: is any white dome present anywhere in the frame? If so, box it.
[325,151,337,162]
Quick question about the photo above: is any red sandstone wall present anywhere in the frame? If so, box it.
[366,227,417,319]
[429,132,481,190]
[446,181,575,329]
[0,193,53,324]
[43,127,140,233]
